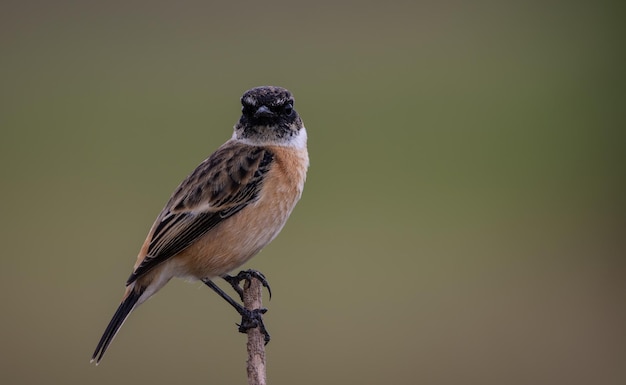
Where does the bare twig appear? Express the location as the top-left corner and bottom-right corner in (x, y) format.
(243, 277), (267, 385)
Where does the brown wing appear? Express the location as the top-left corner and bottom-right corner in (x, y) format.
(126, 142), (274, 285)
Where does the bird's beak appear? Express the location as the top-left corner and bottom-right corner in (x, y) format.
(254, 105), (274, 118)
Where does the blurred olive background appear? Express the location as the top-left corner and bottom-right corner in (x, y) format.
(1, 0), (624, 384)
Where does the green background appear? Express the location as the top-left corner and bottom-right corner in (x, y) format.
(2, 1), (624, 384)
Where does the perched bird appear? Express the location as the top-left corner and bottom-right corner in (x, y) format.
(91, 86), (309, 364)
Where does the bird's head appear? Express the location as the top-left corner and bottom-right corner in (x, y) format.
(234, 86), (305, 147)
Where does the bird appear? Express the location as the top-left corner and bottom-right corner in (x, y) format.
(91, 86), (309, 364)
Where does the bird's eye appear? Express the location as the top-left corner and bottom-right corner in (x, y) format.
(283, 104), (293, 115)
(242, 105), (254, 115)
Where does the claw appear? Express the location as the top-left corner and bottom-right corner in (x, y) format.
(237, 308), (271, 344)
(204, 271), (272, 345)
(223, 269), (272, 301)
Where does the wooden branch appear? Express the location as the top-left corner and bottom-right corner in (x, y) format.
(243, 277), (267, 385)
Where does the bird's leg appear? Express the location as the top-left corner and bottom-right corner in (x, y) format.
(201, 278), (271, 344)
(221, 269), (272, 301)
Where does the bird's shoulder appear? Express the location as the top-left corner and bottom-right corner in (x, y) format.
(164, 140), (275, 215)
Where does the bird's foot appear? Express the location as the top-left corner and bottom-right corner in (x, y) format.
(222, 269), (272, 301)
(237, 307), (271, 344)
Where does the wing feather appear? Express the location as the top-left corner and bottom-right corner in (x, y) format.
(126, 143), (274, 284)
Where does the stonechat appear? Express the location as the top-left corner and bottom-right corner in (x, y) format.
(92, 86), (309, 364)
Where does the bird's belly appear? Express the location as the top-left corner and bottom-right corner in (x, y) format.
(171, 185), (301, 279)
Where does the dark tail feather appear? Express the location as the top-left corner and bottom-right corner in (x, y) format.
(91, 287), (143, 364)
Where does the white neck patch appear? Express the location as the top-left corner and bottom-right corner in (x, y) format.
(233, 126), (307, 149)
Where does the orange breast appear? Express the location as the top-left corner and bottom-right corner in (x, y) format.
(169, 145), (308, 279)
